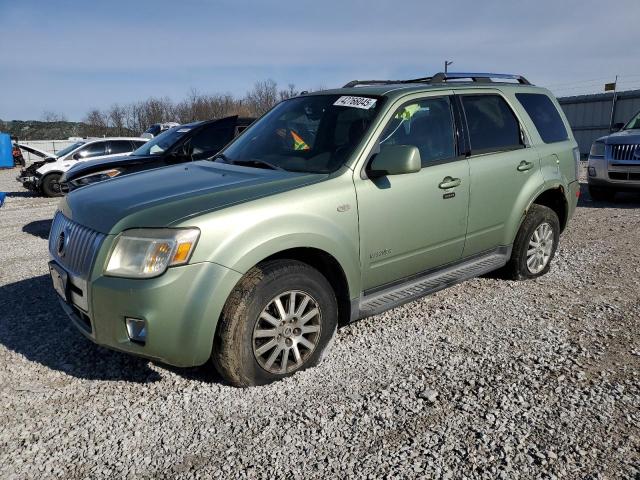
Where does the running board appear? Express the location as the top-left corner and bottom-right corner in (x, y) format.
(355, 246), (511, 319)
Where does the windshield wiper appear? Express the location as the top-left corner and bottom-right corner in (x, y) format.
(227, 159), (284, 171)
(210, 154), (284, 171)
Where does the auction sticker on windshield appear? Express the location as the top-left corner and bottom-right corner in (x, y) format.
(334, 96), (377, 109)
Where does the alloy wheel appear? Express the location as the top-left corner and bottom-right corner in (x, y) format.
(252, 290), (322, 374)
(526, 222), (554, 274)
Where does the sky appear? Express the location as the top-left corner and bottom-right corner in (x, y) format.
(1, 0), (639, 121)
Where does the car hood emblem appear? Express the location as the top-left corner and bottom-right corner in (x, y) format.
(634, 146), (640, 159)
(57, 228), (69, 257)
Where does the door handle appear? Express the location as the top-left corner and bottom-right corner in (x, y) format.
(438, 176), (461, 189)
(517, 160), (534, 172)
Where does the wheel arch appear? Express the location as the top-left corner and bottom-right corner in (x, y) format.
(259, 247), (352, 326)
(529, 186), (569, 232)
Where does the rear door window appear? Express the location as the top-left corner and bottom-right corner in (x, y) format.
(516, 93), (568, 143)
(461, 94), (523, 154)
(74, 141), (107, 159)
(109, 140), (134, 155)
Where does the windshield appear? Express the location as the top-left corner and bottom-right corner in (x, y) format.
(219, 94), (384, 173)
(56, 141), (85, 157)
(132, 125), (193, 156)
(624, 110), (640, 130)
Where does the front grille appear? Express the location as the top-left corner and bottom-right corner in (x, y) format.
(611, 144), (640, 161)
(48, 212), (106, 279)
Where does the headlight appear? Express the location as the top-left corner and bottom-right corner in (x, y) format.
(589, 142), (605, 157)
(72, 168), (122, 187)
(105, 228), (200, 278)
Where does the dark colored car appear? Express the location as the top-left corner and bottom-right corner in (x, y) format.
(62, 116), (255, 191)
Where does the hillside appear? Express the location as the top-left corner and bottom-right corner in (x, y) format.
(0, 119), (134, 140)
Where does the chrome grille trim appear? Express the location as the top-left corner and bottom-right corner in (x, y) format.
(611, 144), (640, 161)
(48, 211), (105, 279)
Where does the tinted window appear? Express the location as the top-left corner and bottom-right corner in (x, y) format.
(75, 141), (106, 159)
(132, 140), (147, 148)
(462, 95), (522, 153)
(56, 141), (85, 157)
(109, 140), (134, 154)
(133, 126), (193, 156)
(190, 125), (234, 160)
(379, 97), (456, 167)
(516, 93), (568, 143)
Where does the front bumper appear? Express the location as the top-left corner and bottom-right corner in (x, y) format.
(53, 260), (243, 367)
(588, 155), (640, 191)
(16, 174), (41, 191)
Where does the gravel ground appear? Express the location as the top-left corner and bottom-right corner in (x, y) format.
(0, 165), (639, 479)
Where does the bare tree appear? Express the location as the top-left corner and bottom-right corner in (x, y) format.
(83, 109), (108, 137)
(41, 111), (68, 122)
(108, 104), (128, 136)
(81, 78), (301, 137)
(246, 79), (279, 116)
(279, 83), (299, 101)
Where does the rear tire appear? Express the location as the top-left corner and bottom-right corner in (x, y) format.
(41, 173), (63, 197)
(503, 204), (560, 281)
(212, 260), (338, 387)
(588, 185), (615, 202)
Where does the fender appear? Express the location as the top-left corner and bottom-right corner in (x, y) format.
(206, 216), (360, 300)
(183, 175), (363, 300)
(507, 178), (569, 245)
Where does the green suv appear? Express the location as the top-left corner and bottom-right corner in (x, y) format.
(49, 72), (580, 386)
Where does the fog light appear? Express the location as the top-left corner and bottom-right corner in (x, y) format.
(588, 167), (596, 177)
(125, 317), (147, 344)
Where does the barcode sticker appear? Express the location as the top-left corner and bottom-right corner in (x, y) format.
(333, 96), (377, 110)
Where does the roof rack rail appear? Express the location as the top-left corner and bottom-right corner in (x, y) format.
(431, 72), (531, 85)
(343, 72), (531, 88)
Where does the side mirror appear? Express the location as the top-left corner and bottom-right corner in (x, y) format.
(612, 122), (625, 132)
(368, 145), (421, 177)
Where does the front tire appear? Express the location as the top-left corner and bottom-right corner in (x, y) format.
(504, 204), (560, 280)
(212, 260), (338, 387)
(41, 173), (63, 197)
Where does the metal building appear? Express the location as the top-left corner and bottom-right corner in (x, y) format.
(558, 89), (640, 157)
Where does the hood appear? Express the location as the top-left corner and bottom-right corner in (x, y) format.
(598, 129), (640, 144)
(61, 161), (327, 234)
(63, 153), (139, 179)
(17, 143), (56, 159)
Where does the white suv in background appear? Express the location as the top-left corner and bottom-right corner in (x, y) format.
(17, 137), (147, 197)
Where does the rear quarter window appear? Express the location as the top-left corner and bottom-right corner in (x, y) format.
(515, 93), (568, 144)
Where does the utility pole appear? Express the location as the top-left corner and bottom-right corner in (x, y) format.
(607, 75), (618, 132)
(444, 60), (453, 74)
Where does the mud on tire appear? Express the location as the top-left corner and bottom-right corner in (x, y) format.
(212, 259), (338, 387)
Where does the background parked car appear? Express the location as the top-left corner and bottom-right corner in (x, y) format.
(63, 116), (254, 191)
(18, 137), (147, 197)
(141, 122), (181, 139)
(587, 109), (640, 200)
